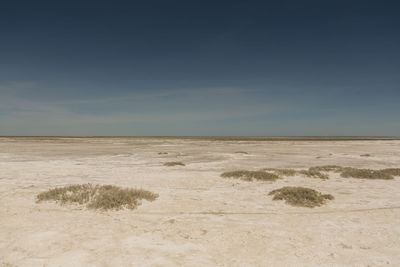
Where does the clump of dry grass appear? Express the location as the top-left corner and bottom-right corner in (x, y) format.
(360, 154), (371, 157)
(308, 165), (344, 172)
(87, 185), (158, 210)
(263, 168), (297, 176)
(234, 151), (248, 154)
(310, 166), (399, 180)
(298, 169), (329, 179)
(221, 170), (280, 181)
(36, 184), (94, 205)
(247, 165), (399, 181)
(340, 168), (394, 180)
(269, 186), (334, 208)
(158, 152), (168, 155)
(381, 168), (400, 177)
(262, 167), (328, 179)
(310, 166), (400, 180)
(36, 184), (158, 210)
(163, 161), (185, 166)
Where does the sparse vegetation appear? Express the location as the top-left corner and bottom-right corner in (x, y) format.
(263, 168), (297, 176)
(36, 184), (158, 210)
(340, 168), (394, 180)
(309, 166), (399, 180)
(360, 154), (371, 157)
(381, 168), (400, 177)
(158, 152), (168, 155)
(263, 165), (400, 180)
(262, 167), (328, 179)
(227, 165), (399, 182)
(269, 186), (334, 207)
(163, 161), (185, 166)
(298, 169), (329, 179)
(234, 151), (248, 154)
(221, 170), (280, 181)
(37, 184), (94, 205)
(308, 165), (344, 172)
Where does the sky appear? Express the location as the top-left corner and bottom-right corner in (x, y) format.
(0, 0), (399, 136)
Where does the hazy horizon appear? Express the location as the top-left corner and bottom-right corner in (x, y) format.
(1, 1), (399, 136)
(1, 135), (399, 140)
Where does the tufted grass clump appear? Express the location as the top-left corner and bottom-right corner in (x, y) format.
(36, 184), (94, 205)
(340, 168), (394, 180)
(244, 166), (399, 181)
(269, 186), (334, 208)
(263, 168), (297, 176)
(87, 185), (158, 210)
(234, 151), (248, 154)
(221, 170), (280, 181)
(381, 168), (400, 177)
(308, 165), (344, 173)
(298, 169), (329, 179)
(360, 154), (371, 157)
(262, 167), (328, 179)
(309, 166), (399, 180)
(163, 161), (185, 166)
(36, 184), (158, 210)
(158, 152), (168, 155)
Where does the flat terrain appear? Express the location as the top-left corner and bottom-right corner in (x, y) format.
(1, 137), (400, 266)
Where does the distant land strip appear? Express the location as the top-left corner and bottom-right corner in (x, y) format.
(1, 136), (400, 141)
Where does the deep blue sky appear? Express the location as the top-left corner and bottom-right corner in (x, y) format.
(0, 0), (399, 136)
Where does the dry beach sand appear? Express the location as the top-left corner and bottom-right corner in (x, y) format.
(1, 137), (400, 266)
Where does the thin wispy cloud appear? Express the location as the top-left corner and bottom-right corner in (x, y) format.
(0, 82), (270, 123)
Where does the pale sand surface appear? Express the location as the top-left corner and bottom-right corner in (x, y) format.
(1, 137), (400, 266)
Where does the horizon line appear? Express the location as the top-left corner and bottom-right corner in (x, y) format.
(1, 136), (399, 141)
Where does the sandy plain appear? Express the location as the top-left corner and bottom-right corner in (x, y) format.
(0, 137), (400, 266)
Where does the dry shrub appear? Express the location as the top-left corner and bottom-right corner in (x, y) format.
(236, 165), (399, 181)
(263, 167), (328, 179)
(36, 184), (94, 205)
(163, 161), (185, 166)
(88, 185), (158, 210)
(381, 168), (400, 177)
(309, 166), (400, 180)
(269, 186), (334, 208)
(310, 166), (398, 180)
(263, 168), (297, 176)
(308, 165), (344, 172)
(340, 168), (394, 180)
(36, 184), (158, 210)
(234, 151), (248, 154)
(221, 170), (280, 181)
(158, 152), (168, 155)
(360, 154), (371, 157)
(298, 169), (329, 179)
